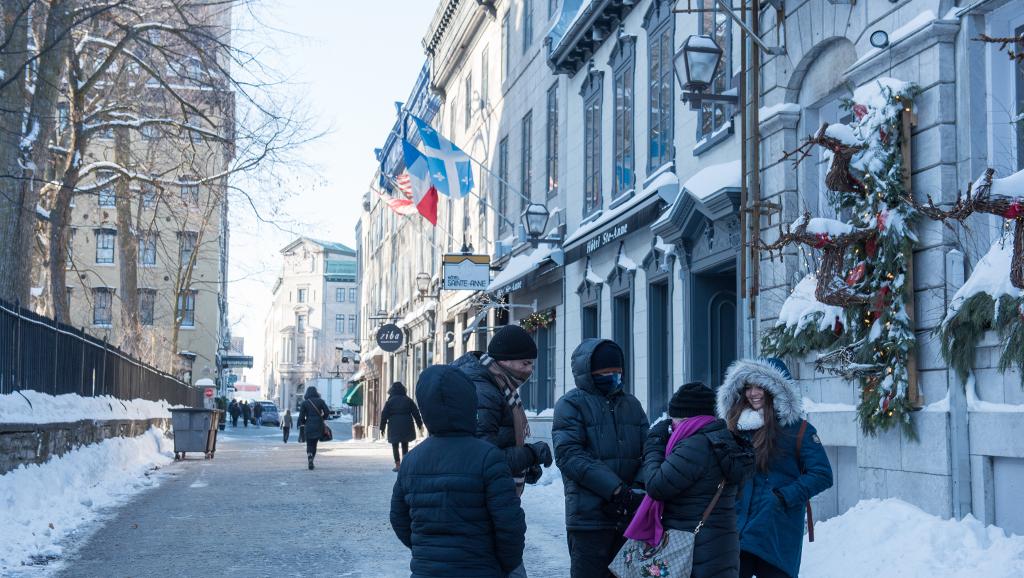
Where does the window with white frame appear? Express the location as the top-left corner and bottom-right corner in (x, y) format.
(498, 136), (510, 231)
(141, 180), (157, 207)
(296, 314), (306, 333)
(97, 171), (116, 207)
(522, 0), (533, 52)
(179, 176), (199, 206)
(349, 287), (356, 302)
(581, 69), (604, 217)
(465, 73), (473, 129)
(336, 314), (344, 334)
(139, 233), (157, 266)
(502, 12), (510, 82)
(178, 290), (196, 327)
(546, 83), (559, 196)
(645, 0), (675, 169)
(611, 36), (636, 197)
(93, 288), (113, 325)
(179, 231), (198, 267)
(521, 111), (533, 212)
(336, 287), (345, 302)
(698, 0), (733, 139)
(481, 47), (490, 108)
(349, 314), (357, 334)
(297, 288), (308, 303)
(95, 229), (116, 264)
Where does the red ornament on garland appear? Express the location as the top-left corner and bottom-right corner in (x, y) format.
(846, 262), (867, 286)
(853, 103), (868, 120)
(876, 210), (888, 232)
(813, 233), (830, 248)
(1004, 201), (1022, 220)
(865, 237), (878, 258)
(833, 316), (844, 336)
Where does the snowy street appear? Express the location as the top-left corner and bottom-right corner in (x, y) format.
(9, 422), (569, 578)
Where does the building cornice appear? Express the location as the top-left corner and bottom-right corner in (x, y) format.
(548, 0), (639, 76)
(424, 0), (490, 92)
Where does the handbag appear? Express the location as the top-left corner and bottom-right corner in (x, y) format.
(609, 480), (726, 578)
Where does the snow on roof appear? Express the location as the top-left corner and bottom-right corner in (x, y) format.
(341, 339), (360, 352)
(585, 265), (604, 285)
(548, 0), (591, 53)
(775, 275), (844, 332)
(396, 301), (437, 328)
(564, 186), (660, 247)
(616, 250), (637, 271)
(487, 245), (557, 291)
(682, 160), (742, 201)
(349, 369), (364, 382)
(646, 168), (680, 197)
(944, 233), (1023, 324)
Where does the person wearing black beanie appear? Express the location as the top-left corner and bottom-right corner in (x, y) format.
(450, 324), (550, 578)
(552, 338), (649, 577)
(668, 382), (718, 419)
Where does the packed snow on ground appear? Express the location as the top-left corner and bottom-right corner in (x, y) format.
(0, 391), (175, 424)
(519, 466), (571, 574)
(0, 427), (173, 571)
(801, 499), (1024, 577)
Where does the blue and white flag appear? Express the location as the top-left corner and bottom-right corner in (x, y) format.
(409, 114), (474, 198)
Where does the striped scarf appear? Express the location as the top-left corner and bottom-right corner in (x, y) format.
(482, 354), (531, 495)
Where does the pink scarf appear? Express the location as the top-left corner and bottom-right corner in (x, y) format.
(624, 415), (717, 547)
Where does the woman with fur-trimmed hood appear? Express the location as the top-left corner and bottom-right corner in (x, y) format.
(717, 358), (833, 578)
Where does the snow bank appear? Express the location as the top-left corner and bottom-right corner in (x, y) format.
(0, 427), (173, 570)
(801, 499), (1024, 577)
(0, 391), (175, 424)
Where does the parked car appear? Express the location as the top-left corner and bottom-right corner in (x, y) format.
(256, 401), (280, 426)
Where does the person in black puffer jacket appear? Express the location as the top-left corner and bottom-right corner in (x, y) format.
(640, 382), (755, 578)
(451, 325), (552, 496)
(390, 365), (526, 578)
(553, 339), (650, 578)
(381, 381), (424, 472)
(297, 387), (331, 470)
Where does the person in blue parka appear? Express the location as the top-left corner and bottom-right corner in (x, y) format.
(716, 358), (833, 578)
(390, 364), (526, 578)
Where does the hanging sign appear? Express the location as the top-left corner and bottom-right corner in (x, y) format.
(376, 323), (404, 352)
(442, 254), (491, 291)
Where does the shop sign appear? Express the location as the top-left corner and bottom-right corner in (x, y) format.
(376, 323), (404, 352)
(442, 254), (491, 291)
(565, 202), (664, 264)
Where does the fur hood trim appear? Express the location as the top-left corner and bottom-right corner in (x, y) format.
(716, 358), (803, 426)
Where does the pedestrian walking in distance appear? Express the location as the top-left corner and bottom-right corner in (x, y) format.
(298, 387), (331, 470)
(390, 365), (526, 578)
(228, 399), (240, 428)
(380, 381), (424, 472)
(631, 382), (755, 578)
(452, 324), (551, 578)
(253, 400), (263, 427)
(552, 339), (649, 578)
(281, 409), (292, 443)
(718, 358), (833, 578)
(241, 400), (252, 427)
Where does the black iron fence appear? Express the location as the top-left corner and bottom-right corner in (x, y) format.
(0, 298), (202, 407)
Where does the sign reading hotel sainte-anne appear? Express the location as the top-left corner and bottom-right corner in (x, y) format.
(442, 254), (491, 291)
(585, 222), (629, 255)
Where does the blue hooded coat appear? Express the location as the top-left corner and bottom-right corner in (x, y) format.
(390, 365), (526, 578)
(716, 358), (833, 578)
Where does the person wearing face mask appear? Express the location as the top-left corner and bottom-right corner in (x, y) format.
(718, 358), (833, 578)
(552, 339), (649, 578)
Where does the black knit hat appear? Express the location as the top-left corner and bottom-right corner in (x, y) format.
(487, 325), (538, 361)
(669, 382), (717, 418)
(590, 341), (624, 373)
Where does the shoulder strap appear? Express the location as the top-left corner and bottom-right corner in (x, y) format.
(694, 479), (726, 535)
(794, 419), (815, 543)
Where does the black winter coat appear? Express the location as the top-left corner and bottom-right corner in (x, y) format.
(640, 419), (755, 578)
(297, 395), (330, 441)
(391, 365), (526, 578)
(253, 403), (263, 418)
(451, 352), (537, 476)
(552, 338), (650, 531)
(381, 387), (423, 444)
(241, 404), (251, 419)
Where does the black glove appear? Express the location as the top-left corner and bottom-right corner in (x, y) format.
(604, 485), (645, 521)
(648, 419), (671, 443)
(524, 464), (543, 485)
(528, 441), (553, 468)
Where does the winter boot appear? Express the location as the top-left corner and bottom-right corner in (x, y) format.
(308, 454), (315, 470)
(392, 459), (400, 472)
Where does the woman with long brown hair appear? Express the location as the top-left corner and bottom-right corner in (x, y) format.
(717, 358), (833, 578)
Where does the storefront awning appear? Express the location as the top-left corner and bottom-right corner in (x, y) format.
(488, 245), (564, 297)
(343, 382), (363, 406)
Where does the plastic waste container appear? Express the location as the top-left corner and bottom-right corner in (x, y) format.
(352, 424), (365, 440)
(170, 408), (221, 460)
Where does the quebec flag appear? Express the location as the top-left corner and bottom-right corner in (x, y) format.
(409, 114), (474, 198)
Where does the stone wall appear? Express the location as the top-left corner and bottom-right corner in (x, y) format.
(0, 418), (171, 475)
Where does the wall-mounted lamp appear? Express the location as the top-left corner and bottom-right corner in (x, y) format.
(674, 35), (739, 111)
(521, 203), (562, 248)
(869, 30), (890, 49)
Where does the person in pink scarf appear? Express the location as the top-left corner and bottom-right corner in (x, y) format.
(629, 382), (754, 578)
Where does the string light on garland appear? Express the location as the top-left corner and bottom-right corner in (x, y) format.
(519, 310), (556, 332)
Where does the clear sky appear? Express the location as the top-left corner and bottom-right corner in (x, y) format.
(228, 0), (440, 386)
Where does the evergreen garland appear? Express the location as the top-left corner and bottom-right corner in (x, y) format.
(762, 312), (841, 357)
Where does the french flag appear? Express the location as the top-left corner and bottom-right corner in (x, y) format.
(401, 139), (438, 225)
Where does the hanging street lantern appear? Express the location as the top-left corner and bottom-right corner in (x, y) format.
(674, 34), (738, 111)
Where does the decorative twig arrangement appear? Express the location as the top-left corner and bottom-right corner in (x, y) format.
(782, 123), (867, 193)
(976, 34), (1024, 61)
(907, 168), (1024, 289)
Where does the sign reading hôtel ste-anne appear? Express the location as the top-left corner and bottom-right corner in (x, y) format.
(442, 254), (491, 291)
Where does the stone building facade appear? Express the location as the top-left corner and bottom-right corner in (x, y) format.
(264, 238), (359, 411)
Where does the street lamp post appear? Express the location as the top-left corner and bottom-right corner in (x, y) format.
(674, 35), (739, 111)
(520, 203), (561, 248)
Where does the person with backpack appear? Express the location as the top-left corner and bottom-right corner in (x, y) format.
(298, 387), (332, 470)
(632, 382), (755, 578)
(380, 382), (424, 472)
(717, 358), (833, 578)
(390, 365), (526, 577)
(552, 339), (649, 577)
